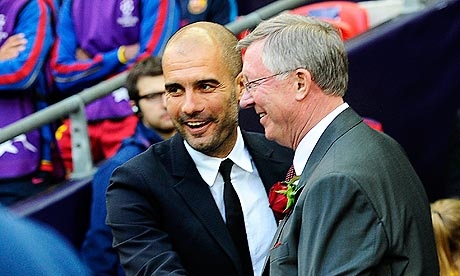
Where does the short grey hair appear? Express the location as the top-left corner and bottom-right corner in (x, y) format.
(237, 13), (348, 96)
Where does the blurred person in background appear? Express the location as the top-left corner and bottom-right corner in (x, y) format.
(0, 204), (90, 275)
(51, 0), (180, 175)
(0, 0), (60, 206)
(431, 198), (460, 276)
(81, 56), (175, 276)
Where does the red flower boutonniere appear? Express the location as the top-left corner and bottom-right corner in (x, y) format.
(268, 176), (300, 221)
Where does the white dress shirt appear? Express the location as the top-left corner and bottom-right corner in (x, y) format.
(184, 127), (277, 276)
(293, 103), (349, 176)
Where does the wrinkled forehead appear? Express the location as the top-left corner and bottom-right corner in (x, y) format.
(162, 48), (228, 90)
(163, 43), (222, 74)
(163, 32), (227, 75)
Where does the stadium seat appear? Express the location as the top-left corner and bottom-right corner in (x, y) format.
(290, 1), (369, 40)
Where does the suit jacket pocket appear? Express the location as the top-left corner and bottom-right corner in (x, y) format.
(270, 242), (290, 263)
(269, 242), (298, 275)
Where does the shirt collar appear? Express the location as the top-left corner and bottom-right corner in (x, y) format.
(294, 103), (349, 175)
(184, 127), (253, 186)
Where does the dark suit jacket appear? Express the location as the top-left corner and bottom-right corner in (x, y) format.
(267, 108), (439, 275)
(106, 130), (293, 276)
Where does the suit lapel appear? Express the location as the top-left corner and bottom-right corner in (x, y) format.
(298, 107), (362, 190)
(167, 135), (242, 271)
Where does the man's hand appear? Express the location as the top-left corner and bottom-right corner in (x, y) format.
(0, 33), (27, 61)
(124, 43), (140, 61)
(76, 48), (91, 60)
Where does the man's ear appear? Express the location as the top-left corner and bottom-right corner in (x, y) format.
(295, 68), (313, 101)
(130, 100), (139, 114)
(234, 72), (244, 101)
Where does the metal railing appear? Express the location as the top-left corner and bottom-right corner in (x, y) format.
(0, 72), (128, 179)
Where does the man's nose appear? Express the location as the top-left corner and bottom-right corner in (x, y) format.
(239, 89), (254, 109)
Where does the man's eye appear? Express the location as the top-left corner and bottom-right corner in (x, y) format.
(199, 83), (217, 92)
(166, 87), (184, 96)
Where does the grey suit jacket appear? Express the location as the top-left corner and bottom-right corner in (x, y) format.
(106, 130), (293, 276)
(267, 108), (439, 275)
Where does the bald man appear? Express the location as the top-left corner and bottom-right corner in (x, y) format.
(106, 22), (293, 276)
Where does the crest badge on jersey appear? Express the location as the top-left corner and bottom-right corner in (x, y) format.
(188, 0), (208, 15)
(117, 0), (139, 27)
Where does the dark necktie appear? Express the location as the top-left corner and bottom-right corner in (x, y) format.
(285, 164), (296, 182)
(220, 159), (254, 276)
